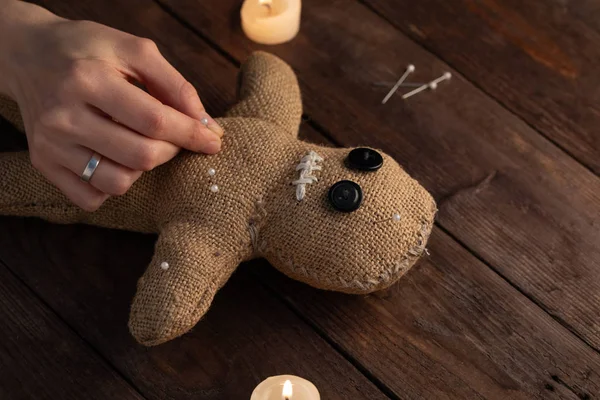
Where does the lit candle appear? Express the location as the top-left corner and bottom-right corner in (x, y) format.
(250, 375), (320, 400)
(282, 380), (293, 400)
(241, 0), (302, 45)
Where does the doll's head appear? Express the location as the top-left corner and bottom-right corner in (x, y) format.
(260, 144), (436, 294)
(226, 51), (437, 294)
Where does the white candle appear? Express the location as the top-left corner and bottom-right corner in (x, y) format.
(251, 375), (320, 400)
(241, 0), (302, 45)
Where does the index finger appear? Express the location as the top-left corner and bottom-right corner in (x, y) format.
(87, 75), (222, 154)
(123, 39), (206, 121)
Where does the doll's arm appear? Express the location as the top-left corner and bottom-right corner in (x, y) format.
(0, 151), (83, 222)
(226, 52), (302, 137)
(0, 150), (157, 231)
(128, 221), (240, 346)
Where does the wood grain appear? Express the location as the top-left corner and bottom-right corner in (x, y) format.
(156, 0), (600, 350)
(0, 217), (389, 400)
(2, 0), (599, 398)
(0, 258), (144, 400)
(361, 0), (600, 175)
(253, 227), (600, 399)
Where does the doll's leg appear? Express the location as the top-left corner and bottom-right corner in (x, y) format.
(128, 221), (240, 346)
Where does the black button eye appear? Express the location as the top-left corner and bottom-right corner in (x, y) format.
(328, 180), (363, 212)
(346, 148), (383, 171)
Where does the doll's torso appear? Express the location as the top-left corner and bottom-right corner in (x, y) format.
(90, 117), (320, 257)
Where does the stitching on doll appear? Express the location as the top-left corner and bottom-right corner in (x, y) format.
(269, 218), (431, 291)
(292, 151), (323, 201)
(248, 197), (268, 253)
(286, 257), (295, 271)
(353, 279), (366, 291)
(249, 222), (259, 251)
(391, 219), (431, 279)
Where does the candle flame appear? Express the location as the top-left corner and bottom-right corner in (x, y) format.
(282, 380), (293, 399)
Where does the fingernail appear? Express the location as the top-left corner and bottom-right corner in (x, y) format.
(201, 139), (221, 154)
(200, 114), (224, 137)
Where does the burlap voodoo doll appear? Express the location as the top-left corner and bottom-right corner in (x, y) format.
(0, 52), (436, 346)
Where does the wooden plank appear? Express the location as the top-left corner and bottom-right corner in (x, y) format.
(5, 0), (600, 398)
(0, 258), (144, 400)
(154, 0), (600, 350)
(0, 217), (389, 400)
(360, 0), (600, 175)
(253, 227), (600, 399)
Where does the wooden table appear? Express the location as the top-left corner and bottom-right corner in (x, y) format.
(1, 0), (599, 399)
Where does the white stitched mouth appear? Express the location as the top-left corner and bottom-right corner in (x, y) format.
(292, 151), (323, 201)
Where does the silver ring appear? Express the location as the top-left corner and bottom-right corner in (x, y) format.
(81, 153), (102, 183)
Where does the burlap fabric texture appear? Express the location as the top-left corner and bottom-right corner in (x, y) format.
(0, 52), (436, 346)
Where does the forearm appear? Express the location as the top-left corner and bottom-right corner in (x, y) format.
(0, 1), (61, 97)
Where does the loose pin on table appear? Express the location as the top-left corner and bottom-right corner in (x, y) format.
(373, 81), (427, 88)
(381, 64), (415, 104)
(402, 72), (452, 100)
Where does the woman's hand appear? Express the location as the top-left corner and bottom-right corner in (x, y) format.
(0, 2), (223, 211)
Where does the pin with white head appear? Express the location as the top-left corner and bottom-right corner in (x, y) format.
(374, 213), (402, 224)
(427, 72), (452, 90)
(382, 64), (415, 104)
(402, 72), (452, 100)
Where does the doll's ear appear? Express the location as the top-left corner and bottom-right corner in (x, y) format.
(226, 51), (302, 137)
(0, 94), (25, 133)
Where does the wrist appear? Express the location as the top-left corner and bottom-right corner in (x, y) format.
(0, 1), (63, 97)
